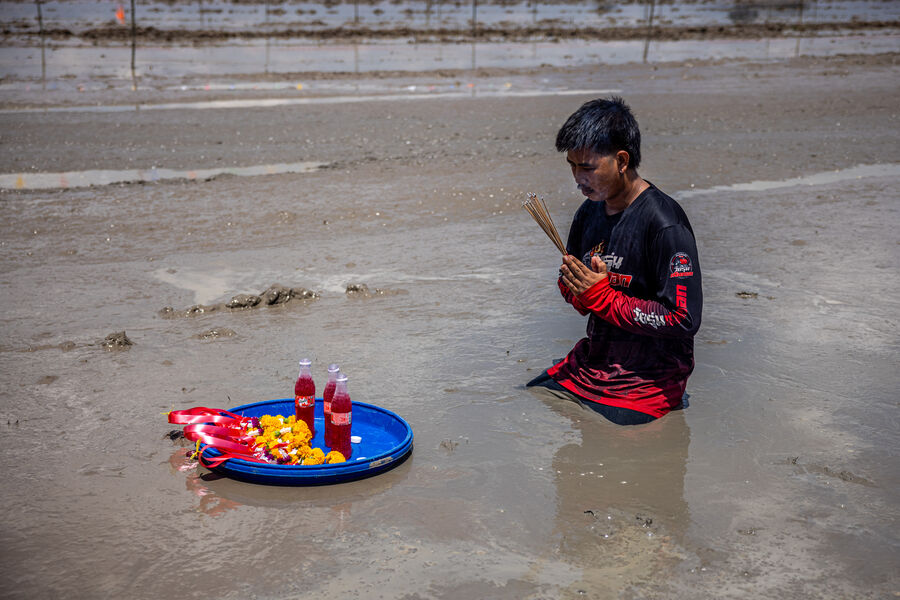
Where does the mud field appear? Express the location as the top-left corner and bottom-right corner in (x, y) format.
(1, 2), (899, 598)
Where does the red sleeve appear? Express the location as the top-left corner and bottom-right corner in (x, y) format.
(576, 278), (695, 337)
(575, 225), (702, 338)
(558, 276), (590, 316)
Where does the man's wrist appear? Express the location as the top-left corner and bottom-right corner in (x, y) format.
(576, 276), (611, 306)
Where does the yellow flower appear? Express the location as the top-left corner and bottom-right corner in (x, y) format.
(295, 445), (314, 459)
(291, 421), (312, 445)
(258, 414), (280, 429)
(325, 451), (346, 464)
(303, 447), (325, 465)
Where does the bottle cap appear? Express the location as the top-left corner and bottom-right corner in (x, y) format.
(336, 373), (348, 383)
(327, 363), (340, 373)
(298, 358), (312, 367)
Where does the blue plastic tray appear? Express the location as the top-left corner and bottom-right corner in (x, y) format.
(202, 398), (413, 486)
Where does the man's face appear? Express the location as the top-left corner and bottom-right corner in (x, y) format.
(566, 148), (622, 203)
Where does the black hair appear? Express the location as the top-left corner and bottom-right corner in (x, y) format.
(555, 96), (641, 169)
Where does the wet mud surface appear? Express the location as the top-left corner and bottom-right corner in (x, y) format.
(0, 23), (898, 600)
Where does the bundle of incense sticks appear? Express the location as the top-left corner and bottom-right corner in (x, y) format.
(522, 193), (566, 255)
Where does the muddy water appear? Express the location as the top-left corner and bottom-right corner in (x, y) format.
(1, 51), (899, 599)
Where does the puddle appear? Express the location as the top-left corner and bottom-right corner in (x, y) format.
(678, 163), (900, 198)
(0, 160), (327, 190)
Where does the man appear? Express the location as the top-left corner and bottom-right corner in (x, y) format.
(527, 97), (702, 425)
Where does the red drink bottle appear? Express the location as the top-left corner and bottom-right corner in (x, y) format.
(294, 358), (315, 437)
(322, 364), (340, 449)
(330, 373), (352, 458)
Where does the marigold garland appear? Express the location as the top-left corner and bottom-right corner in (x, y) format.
(240, 414), (345, 465)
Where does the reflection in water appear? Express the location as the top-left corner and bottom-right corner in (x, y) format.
(167, 441), (413, 517)
(167, 448), (243, 517)
(534, 389), (691, 592)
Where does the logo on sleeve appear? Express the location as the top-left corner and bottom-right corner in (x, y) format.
(669, 252), (694, 278)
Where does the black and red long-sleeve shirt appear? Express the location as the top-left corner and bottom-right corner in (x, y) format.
(547, 184), (702, 418)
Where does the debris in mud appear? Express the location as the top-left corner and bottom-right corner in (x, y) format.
(102, 331), (133, 351)
(735, 291), (759, 299)
(226, 294), (261, 309)
(36, 375), (59, 385)
(165, 429), (185, 441)
(196, 327), (236, 340)
(635, 514), (653, 528)
(160, 283), (319, 318)
(259, 284), (291, 305)
(583, 508), (664, 541)
(737, 527), (759, 536)
(439, 439), (459, 453)
(345, 283), (408, 298)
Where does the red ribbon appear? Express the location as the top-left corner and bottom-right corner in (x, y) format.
(168, 407), (252, 426)
(183, 423), (258, 445)
(170, 407), (264, 467)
